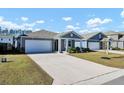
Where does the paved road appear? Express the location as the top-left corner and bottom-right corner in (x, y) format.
(104, 75), (124, 85)
(28, 53), (119, 85)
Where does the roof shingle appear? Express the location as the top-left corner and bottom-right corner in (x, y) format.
(27, 30), (59, 39)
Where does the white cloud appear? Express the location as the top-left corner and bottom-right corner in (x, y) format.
(0, 16), (4, 22)
(0, 17), (35, 30)
(122, 21), (124, 24)
(21, 23), (36, 30)
(36, 20), (45, 24)
(21, 17), (29, 21)
(91, 27), (101, 31)
(102, 19), (112, 24)
(66, 25), (80, 31)
(62, 17), (72, 21)
(79, 29), (90, 34)
(0, 16), (46, 31)
(76, 22), (80, 26)
(120, 9), (124, 18)
(34, 28), (41, 31)
(86, 18), (112, 28)
(79, 27), (103, 34)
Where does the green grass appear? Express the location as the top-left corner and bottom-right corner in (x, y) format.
(0, 54), (53, 85)
(70, 52), (124, 68)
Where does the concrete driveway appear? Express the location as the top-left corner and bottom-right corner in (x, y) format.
(28, 53), (119, 85)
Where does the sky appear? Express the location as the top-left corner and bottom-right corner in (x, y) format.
(0, 8), (124, 33)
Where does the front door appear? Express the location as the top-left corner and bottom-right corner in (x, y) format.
(54, 40), (58, 51)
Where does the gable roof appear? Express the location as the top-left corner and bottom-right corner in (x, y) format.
(27, 29), (59, 39)
(26, 30), (82, 39)
(103, 31), (124, 35)
(82, 32), (104, 40)
(55, 31), (82, 38)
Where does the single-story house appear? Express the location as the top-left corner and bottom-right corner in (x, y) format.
(103, 31), (124, 49)
(75, 32), (107, 50)
(17, 30), (82, 53)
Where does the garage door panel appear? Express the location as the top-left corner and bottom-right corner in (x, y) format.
(25, 40), (52, 53)
(88, 42), (100, 50)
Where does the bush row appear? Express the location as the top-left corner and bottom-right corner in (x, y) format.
(67, 47), (92, 53)
(112, 47), (124, 50)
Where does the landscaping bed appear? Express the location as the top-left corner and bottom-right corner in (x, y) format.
(70, 52), (124, 68)
(112, 47), (124, 51)
(0, 54), (53, 85)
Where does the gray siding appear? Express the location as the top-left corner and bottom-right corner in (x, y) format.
(109, 35), (119, 40)
(89, 33), (106, 41)
(118, 41), (124, 49)
(111, 41), (124, 49)
(61, 32), (80, 39)
(111, 41), (118, 48)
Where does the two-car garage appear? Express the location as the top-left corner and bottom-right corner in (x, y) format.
(88, 42), (100, 50)
(75, 41), (100, 50)
(25, 40), (100, 53)
(25, 40), (52, 53)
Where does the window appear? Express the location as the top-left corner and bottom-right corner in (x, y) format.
(68, 41), (71, 47)
(1, 38), (3, 41)
(9, 39), (11, 41)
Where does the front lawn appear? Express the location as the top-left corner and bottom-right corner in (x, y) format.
(0, 54), (53, 85)
(70, 52), (124, 68)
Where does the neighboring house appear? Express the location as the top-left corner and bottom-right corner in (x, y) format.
(0, 35), (15, 52)
(17, 30), (82, 53)
(75, 32), (106, 50)
(104, 31), (124, 49)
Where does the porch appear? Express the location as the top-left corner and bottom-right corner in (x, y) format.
(54, 38), (82, 53)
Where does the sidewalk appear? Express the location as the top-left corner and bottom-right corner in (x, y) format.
(73, 69), (124, 85)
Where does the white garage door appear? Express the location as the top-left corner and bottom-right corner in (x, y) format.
(75, 41), (87, 48)
(88, 42), (100, 50)
(25, 40), (52, 53)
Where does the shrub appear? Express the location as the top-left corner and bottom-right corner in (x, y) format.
(75, 47), (81, 53)
(67, 47), (76, 53)
(81, 48), (92, 52)
(67, 47), (93, 53)
(112, 47), (121, 50)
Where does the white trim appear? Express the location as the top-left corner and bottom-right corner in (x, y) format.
(58, 38), (61, 53)
(65, 39), (68, 52)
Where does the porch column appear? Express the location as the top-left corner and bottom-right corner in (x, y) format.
(58, 38), (61, 53)
(65, 39), (68, 52)
(80, 40), (82, 52)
